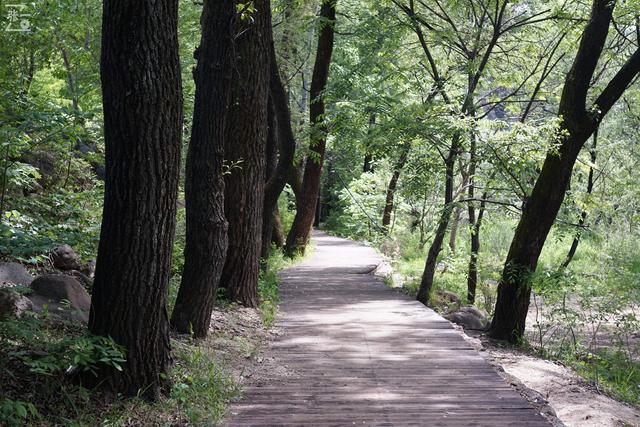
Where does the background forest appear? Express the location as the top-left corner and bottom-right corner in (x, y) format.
(1, 0), (640, 425)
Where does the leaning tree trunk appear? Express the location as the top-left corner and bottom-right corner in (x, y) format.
(284, 0), (337, 257)
(561, 129), (598, 268)
(89, 0), (182, 400)
(490, 0), (640, 342)
(489, 133), (588, 341)
(416, 134), (460, 305)
(220, 0), (271, 307)
(382, 143), (410, 232)
(261, 94), (279, 260)
(262, 40), (297, 259)
(170, 0), (235, 337)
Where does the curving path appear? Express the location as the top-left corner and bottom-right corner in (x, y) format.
(227, 231), (549, 426)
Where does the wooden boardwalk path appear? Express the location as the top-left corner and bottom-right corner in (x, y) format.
(227, 232), (549, 426)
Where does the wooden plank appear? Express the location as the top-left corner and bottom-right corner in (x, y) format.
(224, 232), (549, 426)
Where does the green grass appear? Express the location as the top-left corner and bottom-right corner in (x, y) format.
(0, 312), (242, 426)
(567, 350), (640, 406)
(343, 214), (640, 408)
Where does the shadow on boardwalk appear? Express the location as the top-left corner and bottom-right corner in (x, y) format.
(226, 231), (550, 426)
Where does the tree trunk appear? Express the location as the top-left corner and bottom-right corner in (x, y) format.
(285, 0), (337, 257)
(262, 39), (297, 259)
(261, 94), (279, 260)
(272, 206), (285, 248)
(448, 206), (461, 253)
(60, 47), (79, 112)
(490, 0), (640, 342)
(363, 153), (373, 173)
(466, 130), (481, 304)
(416, 134), (460, 305)
(382, 143), (409, 232)
(467, 195), (486, 305)
(89, 0), (182, 399)
(561, 129), (598, 268)
(170, 0), (234, 337)
(220, 0), (271, 307)
(363, 113), (376, 172)
(489, 134), (587, 341)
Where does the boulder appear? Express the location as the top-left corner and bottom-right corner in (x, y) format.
(30, 274), (91, 312)
(81, 260), (96, 278)
(0, 288), (34, 319)
(437, 290), (461, 306)
(444, 306), (489, 330)
(50, 245), (82, 271)
(69, 270), (93, 290)
(0, 262), (34, 286)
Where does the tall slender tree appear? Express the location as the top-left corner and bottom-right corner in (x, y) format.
(220, 0), (271, 306)
(170, 0), (235, 337)
(490, 0), (640, 342)
(89, 0), (182, 399)
(382, 142), (410, 232)
(285, 0), (337, 256)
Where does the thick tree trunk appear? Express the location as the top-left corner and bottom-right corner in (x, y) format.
(489, 134), (587, 341)
(382, 143), (409, 232)
(561, 130), (597, 268)
(416, 134), (459, 305)
(170, 0), (234, 337)
(489, 0), (640, 342)
(89, 0), (182, 399)
(220, 0), (271, 307)
(285, 0), (337, 257)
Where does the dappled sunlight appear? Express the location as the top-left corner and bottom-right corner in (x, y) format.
(228, 232), (548, 425)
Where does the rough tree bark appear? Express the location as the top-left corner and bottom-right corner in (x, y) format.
(170, 0), (235, 337)
(262, 94), (279, 260)
(220, 0), (271, 307)
(382, 142), (410, 232)
(561, 129), (598, 268)
(89, 0), (182, 399)
(284, 0), (337, 257)
(262, 41), (297, 259)
(490, 0), (640, 342)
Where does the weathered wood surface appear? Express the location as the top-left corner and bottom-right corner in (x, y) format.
(226, 232), (549, 426)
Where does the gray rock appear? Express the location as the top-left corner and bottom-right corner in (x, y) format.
(444, 306), (489, 330)
(0, 262), (34, 286)
(50, 245), (82, 271)
(0, 288), (34, 319)
(438, 290), (461, 305)
(30, 274), (91, 312)
(81, 260), (96, 278)
(69, 270), (93, 290)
